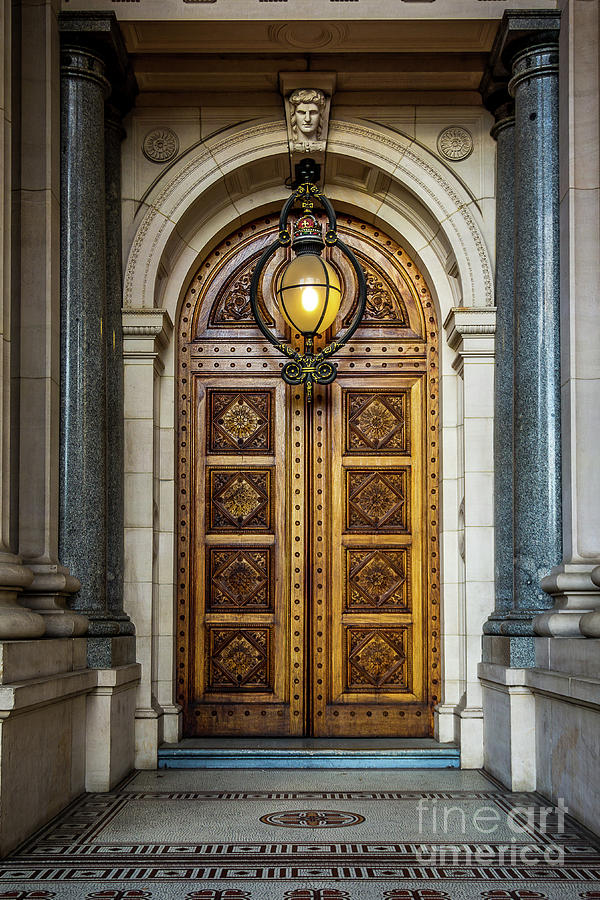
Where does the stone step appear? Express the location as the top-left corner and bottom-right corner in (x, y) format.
(158, 739), (460, 769)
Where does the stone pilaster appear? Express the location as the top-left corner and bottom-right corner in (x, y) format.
(0, 0), (44, 638)
(18, 0), (85, 638)
(59, 13), (136, 665)
(444, 307), (496, 768)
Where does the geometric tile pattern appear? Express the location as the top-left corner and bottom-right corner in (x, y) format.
(2, 775), (600, 896)
(345, 469), (409, 532)
(345, 391), (410, 454)
(208, 469), (271, 532)
(208, 390), (273, 454)
(346, 548), (410, 611)
(208, 626), (272, 692)
(346, 627), (410, 691)
(208, 548), (272, 611)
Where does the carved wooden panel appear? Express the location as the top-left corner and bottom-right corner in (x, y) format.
(207, 389), (273, 454)
(208, 626), (272, 692)
(345, 627), (411, 692)
(346, 548), (410, 612)
(345, 468), (409, 532)
(208, 256), (275, 328)
(343, 260), (410, 328)
(207, 468), (272, 532)
(207, 547), (272, 612)
(344, 390), (410, 454)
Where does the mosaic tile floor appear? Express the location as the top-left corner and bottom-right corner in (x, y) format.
(1, 768), (599, 900)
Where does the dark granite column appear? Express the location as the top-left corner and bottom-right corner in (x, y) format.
(59, 44), (110, 638)
(479, 12), (561, 666)
(59, 14), (136, 666)
(105, 104), (134, 642)
(508, 34), (562, 652)
(481, 88), (516, 640)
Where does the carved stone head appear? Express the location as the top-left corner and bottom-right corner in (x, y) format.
(288, 88), (327, 142)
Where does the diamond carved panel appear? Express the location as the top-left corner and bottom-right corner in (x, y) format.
(345, 469), (409, 532)
(208, 627), (272, 692)
(208, 548), (272, 611)
(208, 468), (271, 532)
(346, 548), (410, 612)
(208, 390), (273, 454)
(345, 627), (411, 692)
(345, 390), (410, 454)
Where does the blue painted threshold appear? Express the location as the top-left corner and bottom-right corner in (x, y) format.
(158, 738), (460, 769)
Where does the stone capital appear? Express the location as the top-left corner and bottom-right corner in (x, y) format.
(122, 308), (174, 367)
(59, 11), (137, 115)
(444, 307), (496, 371)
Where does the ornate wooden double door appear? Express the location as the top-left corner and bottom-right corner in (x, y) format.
(177, 214), (440, 738)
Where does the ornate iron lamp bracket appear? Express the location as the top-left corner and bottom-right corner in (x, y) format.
(249, 167), (367, 401)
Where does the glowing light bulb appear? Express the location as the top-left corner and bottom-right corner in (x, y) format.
(301, 286), (319, 311)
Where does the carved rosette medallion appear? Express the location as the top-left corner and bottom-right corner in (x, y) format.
(437, 127), (474, 162)
(208, 548), (272, 611)
(142, 127), (180, 164)
(346, 469), (409, 532)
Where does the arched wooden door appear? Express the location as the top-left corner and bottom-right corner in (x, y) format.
(177, 214), (440, 738)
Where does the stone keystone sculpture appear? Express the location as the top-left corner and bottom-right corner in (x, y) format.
(286, 88), (330, 154)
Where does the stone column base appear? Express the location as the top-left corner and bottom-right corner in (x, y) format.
(85, 663), (141, 792)
(87, 634), (136, 668)
(483, 634), (535, 667)
(534, 566), (600, 637)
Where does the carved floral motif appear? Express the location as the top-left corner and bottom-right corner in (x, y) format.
(209, 627), (270, 690)
(347, 549), (409, 611)
(346, 391), (409, 453)
(346, 628), (409, 690)
(209, 548), (271, 610)
(142, 127), (179, 164)
(208, 469), (271, 531)
(346, 469), (408, 532)
(208, 390), (272, 453)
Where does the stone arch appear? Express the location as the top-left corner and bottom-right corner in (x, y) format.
(123, 117), (493, 323)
